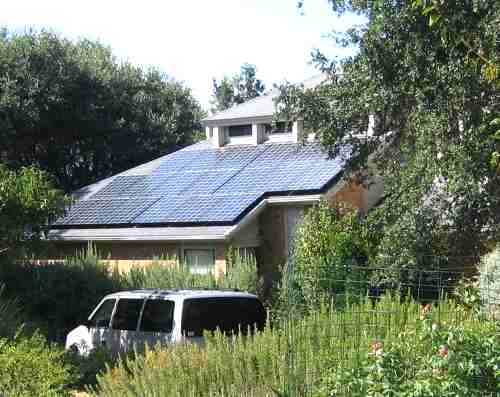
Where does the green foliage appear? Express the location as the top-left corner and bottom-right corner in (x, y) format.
(479, 245), (500, 318)
(279, 1), (500, 285)
(0, 163), (67, 258)
(211, 63), (265, 112)
(0, 332), (74, 397)
(290, 201), (372, 309)
(0, 29), (204, 192)
(122, 251), (262, 296)
(67, 346), (117, 390)
(0, 285), (21, 339)
(0, 247), (121, 342)
(315, 306), (500, 397)
(88, 294), (490, 397)
(0, 247), (262, 343)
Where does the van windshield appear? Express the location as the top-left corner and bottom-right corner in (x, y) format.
(181, 297), (265, 337)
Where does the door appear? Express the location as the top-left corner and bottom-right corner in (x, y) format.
(109, 298), (144, 353)
(87, 298), (116, 351)
(138, 298), (175, 350)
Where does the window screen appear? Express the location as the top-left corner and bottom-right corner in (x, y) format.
(228, 125), (252, 137)
(184, 249), (215, 274)
(89, 299), (116, 328)
(139, 299), (175, 333)
(112, 298), (144, 331)
(181, 298), (266, 337)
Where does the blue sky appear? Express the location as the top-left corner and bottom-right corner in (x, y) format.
(1, 0), (364, 110)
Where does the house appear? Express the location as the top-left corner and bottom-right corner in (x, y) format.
(47, 79), (383, 280)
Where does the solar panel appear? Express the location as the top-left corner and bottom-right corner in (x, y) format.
(57, 142), (346, 227)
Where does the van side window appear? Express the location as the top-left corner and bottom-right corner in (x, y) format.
(89, 299), (116, 328)
(112, 299), (144, 331)
(181, 298), (265, 337)
(139, 299), (175, 333)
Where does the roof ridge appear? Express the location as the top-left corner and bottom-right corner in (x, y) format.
(202, 91), (276, 121)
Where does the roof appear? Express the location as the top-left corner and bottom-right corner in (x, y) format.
(50, 140), (347, 231)
(202, 74), (327, 126)
(102, 289), (258, 300)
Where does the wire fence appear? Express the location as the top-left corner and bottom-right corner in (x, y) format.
(274, 253), (500, 396)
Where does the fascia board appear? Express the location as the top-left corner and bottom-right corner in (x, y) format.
(202, 115), (273, 127)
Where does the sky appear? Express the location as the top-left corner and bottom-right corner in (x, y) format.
(0, 0), (364, 111)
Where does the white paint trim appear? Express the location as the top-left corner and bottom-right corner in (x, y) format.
(225, 194), (322, 240)
(202, 115), (273, 127)
(47, 229), (234, 242)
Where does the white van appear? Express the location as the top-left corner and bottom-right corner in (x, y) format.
(65, 289), (266, 355)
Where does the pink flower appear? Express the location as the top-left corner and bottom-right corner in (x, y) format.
(370, 340), (383, 356)
(420, 304), (432, 320)
(438, 345), (449, 358)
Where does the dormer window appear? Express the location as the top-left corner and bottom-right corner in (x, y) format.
(228, 124), (252, 137)
(264, 122), (293, 135)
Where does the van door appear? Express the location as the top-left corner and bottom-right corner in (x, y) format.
(138, 298), (175, 350)
(108, 298), (144, 353)
(87, 298), (117, 351)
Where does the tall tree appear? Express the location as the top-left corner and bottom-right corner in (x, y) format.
(211, 63), (265, 112)
(280, 1), (500, 285)
(0, 29), (205, 192)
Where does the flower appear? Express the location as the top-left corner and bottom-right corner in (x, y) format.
(370, 340), (384, 356)
(432, 323), (439, 332)
(420, 304), (432, 320)
(438, 345), (449, 358)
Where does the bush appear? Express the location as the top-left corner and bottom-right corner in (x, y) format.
(0, 285), (22, 339)
(479, 246), (500, 318)
(88, 294), (478, 397)
(315, 305), (500, 397)
(0, 247), (121, 342)
(288, 201), (372, 310)
(0, 332), (74, 397)
(122, 251), (262, 296)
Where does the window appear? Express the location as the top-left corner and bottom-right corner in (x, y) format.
(111, 298), (144, 331)
(264, 122), (292, 134)
(139, 299), (175, 333)
(89, 299), (116, 328)
(228, 124), (252, 137)
(184, 249), (215, 274)
(181, 298), (266, 337)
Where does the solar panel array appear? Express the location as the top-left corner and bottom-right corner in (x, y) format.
(54, 142), (346, 226)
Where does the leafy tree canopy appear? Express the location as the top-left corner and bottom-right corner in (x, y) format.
(0, 163), (66, 259)
(281, 1), (500, 285)
(211, 63), (265, 112)
(0, 29), (205, 192)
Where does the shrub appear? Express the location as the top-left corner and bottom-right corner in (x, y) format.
(0, 247), (121, 342)
(0, 332), (74, 397)
(0, 284), (22, 339)
(289, 201), (372, 310)
(315, 305), (500, 397)
(122, 251), (262, 296)
(88, 294), (476, 397)
(479, 245), (500, 318)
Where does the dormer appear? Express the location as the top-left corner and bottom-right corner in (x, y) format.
(201, 92), (306, 148)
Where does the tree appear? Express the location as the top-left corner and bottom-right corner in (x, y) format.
(0, 163), (67, 259)
(280, 1), (500, 286)
(211, 63), (265, 112)
(0, 29), (205, 192)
